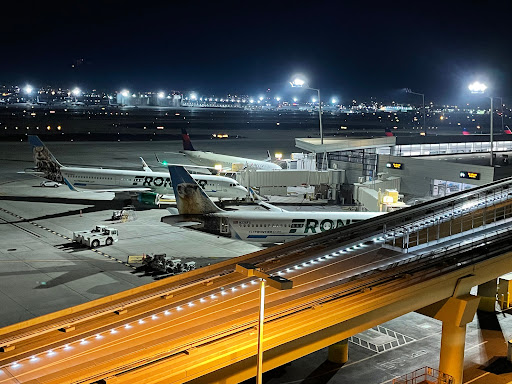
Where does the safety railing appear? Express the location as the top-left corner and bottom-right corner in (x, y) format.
(393, 366), (453, 384)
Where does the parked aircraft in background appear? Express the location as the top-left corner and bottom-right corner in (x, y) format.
(179, 128), (282, 171)
(26, 136), (247, 206)
(163, 165), (384, 243)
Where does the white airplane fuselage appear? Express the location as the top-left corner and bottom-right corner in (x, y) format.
(203, 210), (385, 243)
(183, 150), (282, 171)
(60, 166), (247, 199)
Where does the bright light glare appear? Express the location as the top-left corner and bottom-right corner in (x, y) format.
(72, 87), (81, 96)
(291, 78), (305, 87)
(24, 85), (33, 94)
(331, 98), (337, 104)
(157, 91), (165, 99)
(190, 93), (197, 100)
(275, 96), (281, 101)
(468, 81), (487, 93)
(120, 89), (129, 97)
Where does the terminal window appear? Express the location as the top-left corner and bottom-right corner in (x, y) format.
(431, 179), (475, 197)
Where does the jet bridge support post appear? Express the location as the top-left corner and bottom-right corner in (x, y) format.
(327, 338), (348, 364)
(477, 279), (498, 312)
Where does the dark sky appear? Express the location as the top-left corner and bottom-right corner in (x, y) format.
(3, 1), (512, 104)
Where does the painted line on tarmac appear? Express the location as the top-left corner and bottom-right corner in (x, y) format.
(0, 206), (135, 269)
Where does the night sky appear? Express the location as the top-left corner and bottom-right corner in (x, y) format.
(3, 1), (512, 104)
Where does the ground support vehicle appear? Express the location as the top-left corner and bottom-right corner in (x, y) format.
(72, 225), (119, 248)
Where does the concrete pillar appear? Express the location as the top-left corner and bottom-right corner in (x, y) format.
(435, 295), (480, 384)
(327, 339), (348, 364)
(477, 279), (498, 312)
(439, 321), (467, 384)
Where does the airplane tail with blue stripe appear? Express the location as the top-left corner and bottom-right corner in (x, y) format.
(168, 165), (222, 215)
(28, 135), (65, 183)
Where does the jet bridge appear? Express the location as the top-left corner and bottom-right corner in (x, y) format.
(235, 169), (344, 199)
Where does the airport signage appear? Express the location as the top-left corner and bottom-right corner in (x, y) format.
(386, 162), (404, 170)
(459, 171), (480, 180)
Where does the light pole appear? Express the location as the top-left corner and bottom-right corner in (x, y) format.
(494, 96), (505, 133)
(468, 81), (494, 166)
(290, 77), (323, 144)
(236, 263), (293, 384)
(405, 88), (425, 130)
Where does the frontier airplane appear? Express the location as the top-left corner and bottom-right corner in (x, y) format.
(27, 136), (248, 206)
(163, 165), (385, 243)
(179, 128), (283, 171)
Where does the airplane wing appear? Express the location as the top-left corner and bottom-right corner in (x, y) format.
(173, 221), (204, 227)
(255, 200), (287, 212)
(155, 155), (219, 174)
(65, 183), (153, 193)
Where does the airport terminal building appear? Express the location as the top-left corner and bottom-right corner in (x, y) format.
(295, 134), (512, 200)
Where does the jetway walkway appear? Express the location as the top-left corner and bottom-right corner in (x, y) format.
(1, 177), (512, 384)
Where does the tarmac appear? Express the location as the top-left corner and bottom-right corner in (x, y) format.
(1, 139), (512, 383)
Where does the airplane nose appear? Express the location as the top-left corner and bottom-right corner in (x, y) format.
(238, 186), (248, 196)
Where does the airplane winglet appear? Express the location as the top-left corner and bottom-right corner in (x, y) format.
(140, 157), (153, 172)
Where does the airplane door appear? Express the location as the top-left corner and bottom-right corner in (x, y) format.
(220, 217), (229, 234)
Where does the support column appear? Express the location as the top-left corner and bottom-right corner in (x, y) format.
(477, 279), (498, 312)
(327, 339), (348, 364)
(435, 295), (480, 384)
(439, 321), (467, 384)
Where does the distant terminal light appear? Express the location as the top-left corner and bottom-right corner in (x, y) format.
(212, 133), (229, 138)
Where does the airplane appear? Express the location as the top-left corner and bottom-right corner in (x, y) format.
(179, 128), (283, 171)
(26, 135), (248, 206)
(162, 165), (385, 244)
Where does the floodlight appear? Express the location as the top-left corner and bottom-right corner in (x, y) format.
(120, 89), (129, 97)
(24, 85), (33, 94)
(468, 81), (487, 94)
(290, 78), (305, 87)
(72, 87), (81, 96)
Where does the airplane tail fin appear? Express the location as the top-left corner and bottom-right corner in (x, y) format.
(28, 135), (65, 183)
(504, 126), (512, 135)
(266, 150), (272, 162)
(462, 128), (470, 136)
(181, 127), (196, 151)
(384, 128), (394, 137)
(168, 165), (222, 214)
